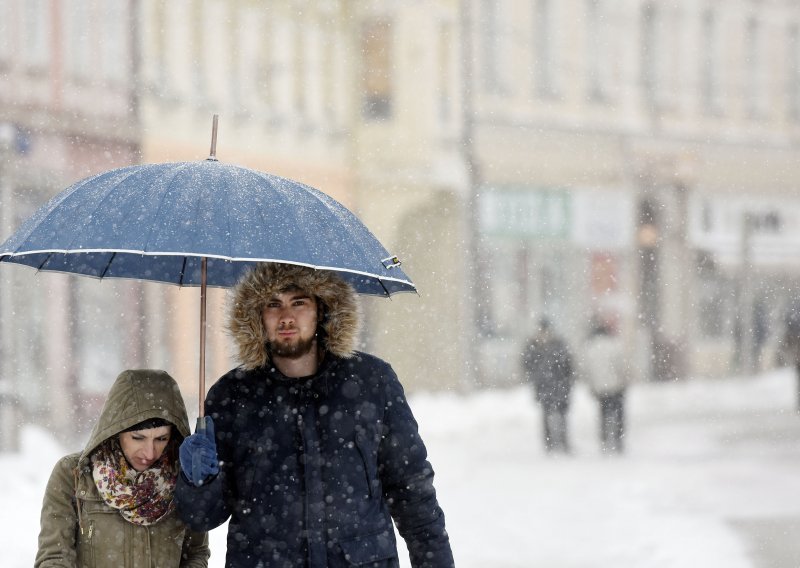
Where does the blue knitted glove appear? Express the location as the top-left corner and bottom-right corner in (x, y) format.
(179, 416), (219, 486)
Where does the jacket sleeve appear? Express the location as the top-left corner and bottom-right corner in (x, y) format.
(175, 381), (234, 532)
(378, 367), (455, 568)
(34, 456), (78, 568)
(175, 469), (231, 531)
(180, 528), (210, 568)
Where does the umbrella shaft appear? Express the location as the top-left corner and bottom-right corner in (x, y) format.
(199, 257), (207, 417)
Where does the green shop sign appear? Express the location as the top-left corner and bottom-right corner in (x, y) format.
(479, 187), (571, 238)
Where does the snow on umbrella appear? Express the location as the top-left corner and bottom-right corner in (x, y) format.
(0, 118), (414, 416)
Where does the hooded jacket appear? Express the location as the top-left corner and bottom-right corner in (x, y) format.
(175, 264), (454, 568)
(582, 332), (629, 396)
(35, 369), (209, 568)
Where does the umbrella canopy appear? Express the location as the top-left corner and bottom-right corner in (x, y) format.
(0, 159), (414, 295)
(0, 142), (414, 417)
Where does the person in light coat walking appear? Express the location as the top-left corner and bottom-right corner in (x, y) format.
(582, 320), (630, 453)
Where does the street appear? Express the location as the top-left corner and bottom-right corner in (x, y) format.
(3, 368), (800, 567)
(394, 367), (800, 568)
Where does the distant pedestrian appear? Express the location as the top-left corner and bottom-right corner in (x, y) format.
(583, 320), (630, 453)
(782, 300), (800, 411)
(521, 318), (575, 453)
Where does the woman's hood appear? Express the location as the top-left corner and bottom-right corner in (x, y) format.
(228, 263), (361, 370)
(79, 369), (191, 465)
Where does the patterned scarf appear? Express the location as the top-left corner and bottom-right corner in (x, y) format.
(91, 438), (177, 525)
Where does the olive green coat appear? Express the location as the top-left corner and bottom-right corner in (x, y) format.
(35, 370), (209, 568)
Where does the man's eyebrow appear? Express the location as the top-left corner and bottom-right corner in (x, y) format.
(269, 293), (312, 302)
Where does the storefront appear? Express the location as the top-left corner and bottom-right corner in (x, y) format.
(476, 185), (636, 385)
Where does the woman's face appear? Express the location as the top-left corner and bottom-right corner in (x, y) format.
(119, 426), (172, 472)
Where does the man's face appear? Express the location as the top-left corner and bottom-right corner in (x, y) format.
(262, 290), (319, 359)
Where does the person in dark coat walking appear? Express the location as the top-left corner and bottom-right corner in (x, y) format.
(521, 318), (575, 453)
(175, 263), (454, 568)
(782, 300), (800, 411)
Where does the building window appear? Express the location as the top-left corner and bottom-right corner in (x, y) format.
(360, 18), (393, 121)
(271, 19), (292, 124)
(100, 0), (127, 84)
(480, 0), (509, 95)
(700, 9), (721, 115)
(585, 0), (607, 102)
(438, 21), (455, 124)
(640, 3), (657, 106)
(319, 24), (345, 129)
(745, 16), (767, 118)
(190, 0), (208, 106)
(788, 24), (800, 121)
(696, 251), (729, 339)
(640, 2), (676, 110)
(0, 1), (12, 65)
(533, 0), (556, 98)
(292, 20), (307, 119)
(65, 0), (91, 80)
(22, 0), (51, 70)
(154, 1), (171, 97)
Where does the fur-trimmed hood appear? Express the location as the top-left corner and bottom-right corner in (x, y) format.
(228, 263), (361, 370)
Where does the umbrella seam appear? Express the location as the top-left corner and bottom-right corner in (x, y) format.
(141, 162), (190, 255)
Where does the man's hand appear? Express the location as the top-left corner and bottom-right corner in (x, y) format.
(179, 416), (220, 486)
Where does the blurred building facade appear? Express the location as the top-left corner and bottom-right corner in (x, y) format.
(135, 0), (357, 401)
(467, 0), (800, 383)
(5, 0), (800, 451)
(135, 0), (471, 395)
(0, 0), (144, 449)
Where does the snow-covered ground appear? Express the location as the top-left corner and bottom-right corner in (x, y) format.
(4, 368), (800, 567)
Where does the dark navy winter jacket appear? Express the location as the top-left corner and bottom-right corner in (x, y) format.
(175, 352), (454, 568)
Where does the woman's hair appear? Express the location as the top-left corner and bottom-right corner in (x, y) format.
(120, 417), (173, 433)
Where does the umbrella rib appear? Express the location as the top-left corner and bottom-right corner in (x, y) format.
(99, 252), (116, 279)
(179, 256), (188, 287)
(36, 252), (53, 272)
(378, 278), (391, 297)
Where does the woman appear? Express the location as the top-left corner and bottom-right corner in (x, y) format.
(35, 369), (209, 567)
(583, 320), (630, 454)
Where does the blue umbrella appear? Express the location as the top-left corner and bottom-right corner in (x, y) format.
(0, 161), (413, 294)
(0, 118), (414, 414)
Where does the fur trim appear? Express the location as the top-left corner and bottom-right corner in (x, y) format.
(228, 263), (361, 370)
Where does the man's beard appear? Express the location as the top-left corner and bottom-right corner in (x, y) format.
(266, 334), (317, 359)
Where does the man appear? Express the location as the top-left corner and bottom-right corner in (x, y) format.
(520, 317), (574, 454)
(175, 263), (454, 568)
(783, 299), (800, 412)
